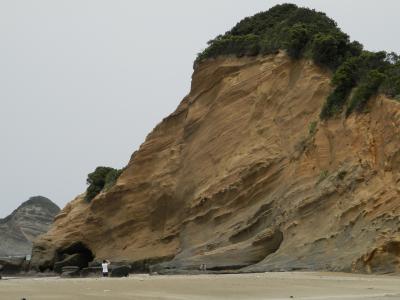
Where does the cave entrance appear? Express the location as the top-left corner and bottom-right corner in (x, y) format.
(61, 242), (94, 259)
(54, 242), (94, 272)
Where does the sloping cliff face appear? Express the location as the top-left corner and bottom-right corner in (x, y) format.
(32, 52), (400, 273)
(0, 196), (60, 257)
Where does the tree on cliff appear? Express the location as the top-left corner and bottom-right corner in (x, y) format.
(85, 166), (123, 202)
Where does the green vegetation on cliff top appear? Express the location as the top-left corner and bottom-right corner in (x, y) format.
(195, 3), (400, 119)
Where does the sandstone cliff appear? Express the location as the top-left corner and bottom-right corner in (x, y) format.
(0, 196), (60, 257)
(31, 52), (400, 274)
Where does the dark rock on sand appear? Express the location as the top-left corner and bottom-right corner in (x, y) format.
(110, 265), (130, 277)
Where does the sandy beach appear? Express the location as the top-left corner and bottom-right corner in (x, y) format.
(1, 272), (400, 300)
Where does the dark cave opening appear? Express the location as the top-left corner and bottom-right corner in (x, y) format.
(54, 242), (94, 272)
(61, 242), (94, 259)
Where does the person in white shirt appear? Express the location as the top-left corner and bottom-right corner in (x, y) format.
(102, 260), (110, 277)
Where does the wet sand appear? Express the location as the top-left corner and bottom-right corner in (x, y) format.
(1, 272), (400, 300)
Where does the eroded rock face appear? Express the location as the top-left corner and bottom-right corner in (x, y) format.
(31, 53), (400, 273)
(0, 196), (60, 257)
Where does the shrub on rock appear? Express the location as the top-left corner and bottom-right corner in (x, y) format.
(85, 166), (123, 202)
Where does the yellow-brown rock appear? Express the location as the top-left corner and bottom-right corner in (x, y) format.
(31, 52), (400, 273)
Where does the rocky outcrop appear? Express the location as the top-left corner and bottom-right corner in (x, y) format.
(31, 52), (400, 274)
(0, 196), (60, 257)
(0, 257), (27, 274)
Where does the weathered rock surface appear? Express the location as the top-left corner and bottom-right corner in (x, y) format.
(0, 196), (60, 257)
(31, 52), (400, 274)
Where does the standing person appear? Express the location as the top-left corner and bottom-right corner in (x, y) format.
(102, 260), (110, 277)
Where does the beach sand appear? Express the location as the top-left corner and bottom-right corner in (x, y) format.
(1, 272), (400, 300)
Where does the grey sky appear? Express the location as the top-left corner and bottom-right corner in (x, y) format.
(1, 1), (399, 217)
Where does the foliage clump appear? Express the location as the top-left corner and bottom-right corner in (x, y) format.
(196, 4), (354, 67)
(104, 168), (124, 191)
(195, 4), (400, 120)
(380, 53), (400, 99)
(320, 51), (395, 119)
(346, 70), (386, 115)
(85, 166), (123, 202)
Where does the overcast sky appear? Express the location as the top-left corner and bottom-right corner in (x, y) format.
(1, 1), (399, 217)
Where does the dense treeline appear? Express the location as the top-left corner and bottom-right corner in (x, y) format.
(85, 166), (123, 202)
(195, 4), (400, 119)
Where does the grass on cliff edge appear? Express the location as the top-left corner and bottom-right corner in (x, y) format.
(195, 3), (400, 119)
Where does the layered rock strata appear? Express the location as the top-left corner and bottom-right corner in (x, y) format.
(32, 53), (400, 274)
(0, 196), (59, 257)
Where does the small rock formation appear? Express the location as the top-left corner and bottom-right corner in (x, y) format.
(110, 265), (130, 277)
(0, 196), (60, 257)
